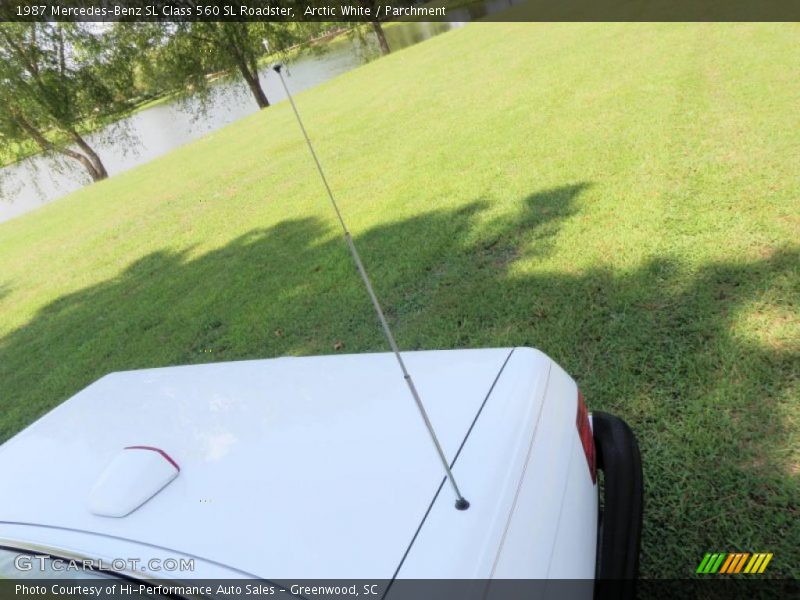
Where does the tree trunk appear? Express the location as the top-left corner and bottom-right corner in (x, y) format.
(70, 130), (108, 180)
(220, 23), (269, 109)
(372, 21), (391, 55)
(239, 64), (270, 109)
(12, 113), (106, 182)
(63, 149), (105, 182)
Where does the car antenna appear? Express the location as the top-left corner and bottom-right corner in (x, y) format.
(273, 64), (469, 511)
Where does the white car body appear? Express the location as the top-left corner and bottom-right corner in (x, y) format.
(0, 347), (603, 586)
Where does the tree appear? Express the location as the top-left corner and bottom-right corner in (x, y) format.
(0, 23), (136, 182)
(360, 1), (391, 55)
(371, 21), (391, 56)
(135, 23), (302, 110)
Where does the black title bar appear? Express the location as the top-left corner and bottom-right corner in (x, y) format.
(2, 0), (800, 22)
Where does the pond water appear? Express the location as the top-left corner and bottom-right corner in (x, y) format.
(0, 1), (521, 223)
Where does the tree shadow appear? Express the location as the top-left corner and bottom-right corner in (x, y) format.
(0, 182), (797, 577)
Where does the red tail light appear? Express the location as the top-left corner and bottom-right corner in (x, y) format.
(576, 390), (596, 484)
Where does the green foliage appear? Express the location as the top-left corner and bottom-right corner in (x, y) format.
(122, 22), (314, 108)
(0, 21), (335, 168)
(0, 24), (135, 134)
(0, 23), (136, 179)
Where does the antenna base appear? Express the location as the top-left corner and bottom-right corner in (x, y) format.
(455, 498), (470, 511)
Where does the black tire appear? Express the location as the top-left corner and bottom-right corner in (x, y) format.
(593, 411), (643, 600)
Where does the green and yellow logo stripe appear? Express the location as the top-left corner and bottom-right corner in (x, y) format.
(696, 552), (773, 574)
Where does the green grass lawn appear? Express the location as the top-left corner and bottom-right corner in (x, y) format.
(0, 22), (797, 578)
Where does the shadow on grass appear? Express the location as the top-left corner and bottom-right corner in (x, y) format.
(0, 182), (797, 577)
